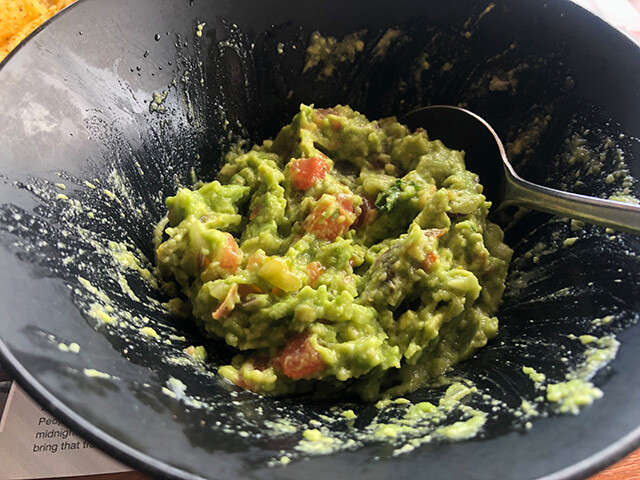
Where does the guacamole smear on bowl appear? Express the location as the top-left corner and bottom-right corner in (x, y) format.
(155, 104), (512, 400)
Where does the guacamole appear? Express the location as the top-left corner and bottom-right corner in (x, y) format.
(155, 104), (512, 400)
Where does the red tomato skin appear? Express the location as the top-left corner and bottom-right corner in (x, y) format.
(307, 261), (325, 287)
(289, 157), (330, 190)
(274, 334), (326, 379)
(303, 195), (355, 241)
(219, 233), (241, 272)
(422, 251), (439, 270)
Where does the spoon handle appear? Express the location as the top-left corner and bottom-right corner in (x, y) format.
(503, 174), (640, 235)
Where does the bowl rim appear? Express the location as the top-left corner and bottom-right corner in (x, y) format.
(0, 339), (205, 480)
(0, 0), (639, 479)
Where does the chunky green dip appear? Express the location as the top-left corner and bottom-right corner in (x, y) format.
(155, 104), (512, 400)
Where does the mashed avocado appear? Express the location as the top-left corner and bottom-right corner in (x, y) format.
(155, 104), (512, 400)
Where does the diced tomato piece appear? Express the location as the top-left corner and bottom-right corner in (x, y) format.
(335, 193), (354, 212)
(353, 195), (377, 230)
(219, 233), (241, 272)
(307, 261), (325, 287)
(199, 234), (241, 273)
(273, 334), (326, 379)
(289, 157), (330, 190)
(303, 195), (355, 241)
(421, 251), (439, 270)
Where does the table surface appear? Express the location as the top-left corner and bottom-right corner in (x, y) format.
(56, 446), (640, 480)
(592, 448), (640, 479)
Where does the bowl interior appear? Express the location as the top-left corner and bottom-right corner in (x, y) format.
(0, 0), (639, 479)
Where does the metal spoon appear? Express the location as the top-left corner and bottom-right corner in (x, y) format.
(401, 105), (640, 235)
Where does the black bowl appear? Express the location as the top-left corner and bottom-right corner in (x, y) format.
(0, 0), (639, 479)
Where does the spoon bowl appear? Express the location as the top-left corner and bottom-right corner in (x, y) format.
(402, 105), (640, 235)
